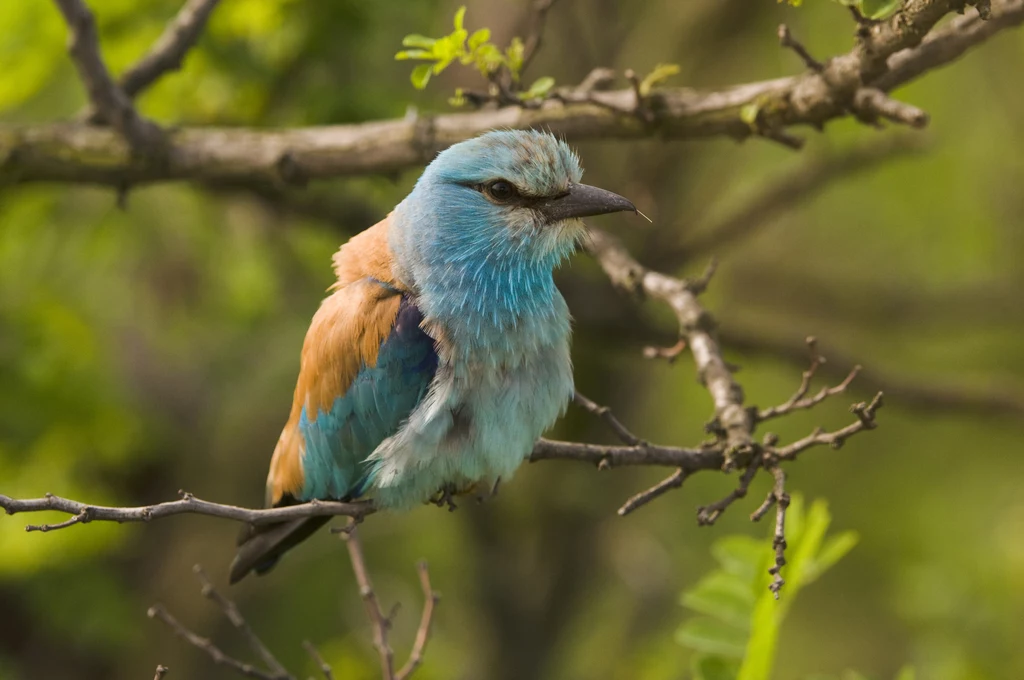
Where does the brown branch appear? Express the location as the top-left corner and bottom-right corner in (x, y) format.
(757, 337), (861, 422)
(572, 392), (643, 446)
(778, 24), (824, 72)
(519, 0), (558, 75)
(696, 456), (761, 526)
(4, 0), (1021, 186)
(51, 0), (163, 150)
(395, 562), (439, 680)
(342, 525), (395, 679)
(148, 602), (284, 680)
(119, 0), (222, 98)
(0, 491), (374, 531)
(302, 642), (335, 680)
(766, 467), (790, 599)
(193, 566), (291, 680)
(616, 468), (689, 517)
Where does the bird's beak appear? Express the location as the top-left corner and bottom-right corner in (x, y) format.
(537, 183), (636, 222)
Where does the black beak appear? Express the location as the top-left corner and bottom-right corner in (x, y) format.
(536, 183), (636, 222)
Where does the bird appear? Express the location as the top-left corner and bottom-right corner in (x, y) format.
(229, 129), (636, 583)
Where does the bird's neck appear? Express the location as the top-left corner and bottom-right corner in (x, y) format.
(390, 202), (571, 363)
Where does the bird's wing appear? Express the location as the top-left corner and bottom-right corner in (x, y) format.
(266, 217), (438, 506)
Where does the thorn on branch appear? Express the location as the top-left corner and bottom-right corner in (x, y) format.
(853, 87), (930, 128)
(778, 24), (825, 71)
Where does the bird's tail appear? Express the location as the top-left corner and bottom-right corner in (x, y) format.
(229, 515), (331, 584)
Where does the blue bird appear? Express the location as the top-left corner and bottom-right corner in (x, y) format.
(230, 129), (635, 583)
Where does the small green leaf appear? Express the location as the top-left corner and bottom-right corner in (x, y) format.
(711, 536), (766, 580)
(448, 88), (467, 107)
(468, 28), (491, 52)
(401, 34), (436, 49)
(395, 49), (432, 61)
(693, 655), (741, 680)
(639, 63), (681, 96)
(682, 571), (756, 628)
(473, 43), (504, 76)
(410, 64), (432, 89)
(677, 618), (749, 658)
(453, 5), (466, 31)
(523, 76), (555, 99)
(506, 37), (525, 77)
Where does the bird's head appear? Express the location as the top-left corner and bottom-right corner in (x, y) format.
(390, 129), (636, 287)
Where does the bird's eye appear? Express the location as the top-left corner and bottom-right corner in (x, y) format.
(484, 180), (518, 202)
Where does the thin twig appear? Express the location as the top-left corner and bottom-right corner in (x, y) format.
(341, 525), (395, 680)
(696, 457), (761, 526)
(395, 561), (439, 680)
(573, 392), (643, 446)
(758, 337), (862, 422)
(617, 468), (689, 516)
(520, 0), (558, 74)
(302, 641), (335, 680)
(193, 566), (291, 680)
(767, 467), (790, 599)
(0, 491), (374, 531)
(120, 0), (222, 98)
(778, 24), (824, 71)
(153, 665), (169, 680)
(148, 604), (282, 680)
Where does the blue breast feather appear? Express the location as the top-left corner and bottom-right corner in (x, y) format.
(297, 291), (438, 501)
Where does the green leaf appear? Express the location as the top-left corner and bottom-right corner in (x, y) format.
(506, 37), (525, 77)
(453, 5), (466, 31)
(395, 49), (432, 61)
(410, 64), (432, 89)
(711, 536), (766, 581)
(639, 63), (681, 96)
(812, 531), (859, 575)
(693, 655), (741, 680)
(676, 618), (749, 658)
(473, 43), (504, 76)
(682, 571), (756, 628)
(523, 76), (555, 99)
(448, 88), (467, 107)
(468, 28), (491, 52)
(401, 34), (436, 49)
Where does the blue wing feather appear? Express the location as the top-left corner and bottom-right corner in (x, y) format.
(297, 293), (437, 501)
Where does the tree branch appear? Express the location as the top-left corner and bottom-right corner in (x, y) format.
(4, 0), (1020, 187)
(50, 0), (163, 150)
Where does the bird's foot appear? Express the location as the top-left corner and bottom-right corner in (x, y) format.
(429, 483), (460, 512)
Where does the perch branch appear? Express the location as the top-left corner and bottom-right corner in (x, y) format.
(4, 0), (1022, 186)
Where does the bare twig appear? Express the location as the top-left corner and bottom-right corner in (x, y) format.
(119, 0), (222, 98)
(617, 468), (689, 516)
(520, 0), (558, 74)
(757, 337), (862, 422)
(51, 0), (163, 150)
(395, 562), (439, 680)
(302, 641), (335, 680)
(696, 457), (761, 526)
(148, 604), (284, 680)
(341, 525), (395, 679)
(778, 24), (824, 71)
(767, 467), (790, 599)
(153, 665), (169, 680)
(0, 491), (373, 531)
(193, 566), (291, 680)
(573, 392), (643, 446)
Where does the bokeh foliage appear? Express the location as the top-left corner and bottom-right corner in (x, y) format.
(1, 1), (1022, 680)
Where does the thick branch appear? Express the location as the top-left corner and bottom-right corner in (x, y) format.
(4, 0), (1021, 187)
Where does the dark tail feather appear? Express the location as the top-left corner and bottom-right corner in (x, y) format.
(229, 515), (331, 584)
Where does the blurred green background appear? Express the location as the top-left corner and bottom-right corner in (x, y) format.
(1, 1), (1022, 679)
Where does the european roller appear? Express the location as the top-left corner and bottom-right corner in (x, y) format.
(230, 129), (635, 583)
